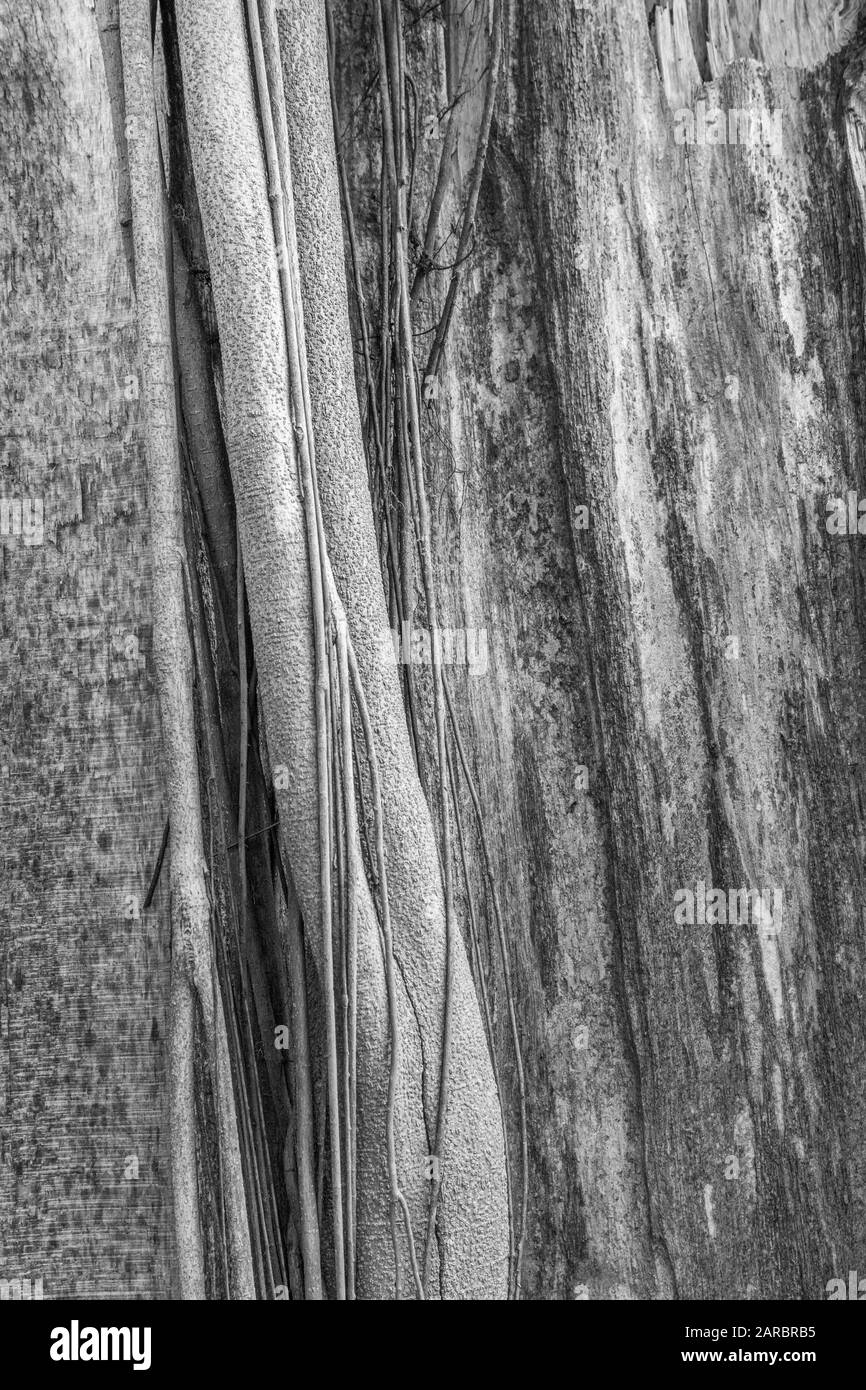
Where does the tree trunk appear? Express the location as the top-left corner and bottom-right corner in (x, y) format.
(0, 0), (172, 1298)
(332, 0), (866, 1299)
(2, 0), (866, 1302)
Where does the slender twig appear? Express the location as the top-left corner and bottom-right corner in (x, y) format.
(236, 523), (249, 937)
(375, 0), (457, 1293)
(247, 0), (346, 1299)
(410, 10), (484, 301)
(326, 2), (385, 480)
(443, 671), (527, 1298)
(329, 636), (354, 1299)
(142, 815), (170, 910)
(425, 0), (502, 380)
(274, 847), (324, 1299)
(346, 636), (425, 1300)
(447, 738), (515, 1295)
(336, 622), (360, 1299)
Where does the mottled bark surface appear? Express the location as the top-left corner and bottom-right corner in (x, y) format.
(334, 0), (866, 1298)
(0, 1), (171, 1298)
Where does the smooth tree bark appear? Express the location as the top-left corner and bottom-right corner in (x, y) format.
(2, 0), (866, 1301)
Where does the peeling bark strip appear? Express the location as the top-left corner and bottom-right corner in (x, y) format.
(118, 0), (254, 1300)
(651, 0), (861, 107)
(95, 0), (135, 287)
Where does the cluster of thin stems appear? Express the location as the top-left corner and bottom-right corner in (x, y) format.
(246, 0), (424, 1299)
(113, 0), (295, 1298)
(119, 0), (523, 1300)
(329, 0), (528, 1299)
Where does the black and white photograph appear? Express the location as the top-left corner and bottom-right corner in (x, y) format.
(1, 0), (865, 1356)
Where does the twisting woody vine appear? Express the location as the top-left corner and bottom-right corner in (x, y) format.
(102, 0), (521, 1300)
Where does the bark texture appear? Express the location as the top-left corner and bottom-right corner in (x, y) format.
(333, 0), (866, 1297)
(0, 0), (172, 1298)
(4, 0), (866, 1302)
